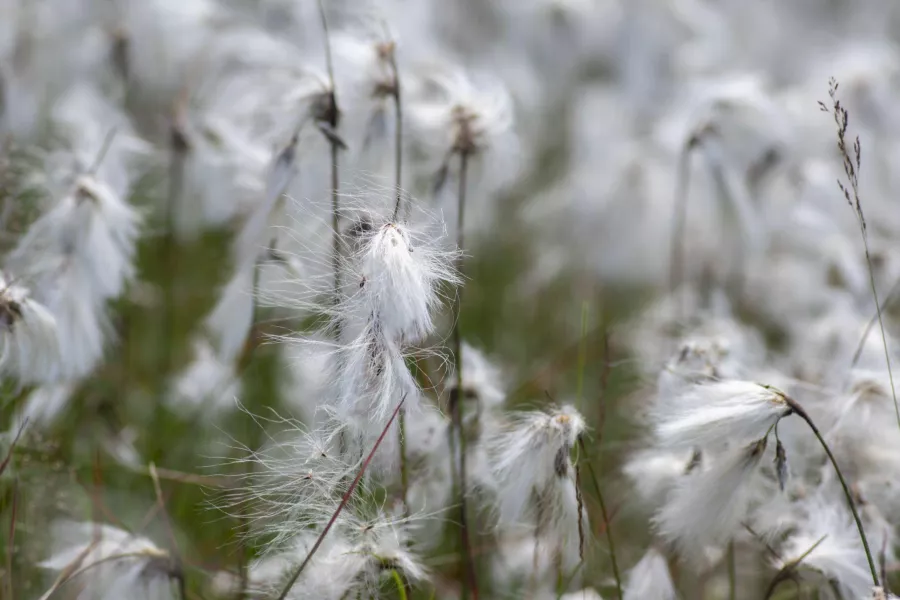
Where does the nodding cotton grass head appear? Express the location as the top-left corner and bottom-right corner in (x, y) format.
(0, 272), (59, 385)
(653, 380), (791, 450)
(40, 522), (180, 600)
(450, 342), (507, 417)
(623, 448), (698, 510)
(310, 201), (457, 464)
(9, 170), (141, 303)
(623, 546), (677, 600)
(6, 162), (141, 381)
(407, 64), (518, 198)
(654, 437), (768, 562)
(333, 20), (399, 106)
(486, 405), (588, 565)
(408, 65), (514, 159)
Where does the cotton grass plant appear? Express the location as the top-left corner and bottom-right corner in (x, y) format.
(8, 1), (900, 600)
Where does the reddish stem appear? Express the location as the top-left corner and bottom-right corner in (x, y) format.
(275, 396), (407, 600)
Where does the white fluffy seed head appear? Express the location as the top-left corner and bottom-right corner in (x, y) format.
(775, 493), (873, 600)
(10, 173), (141, 303)
(623, 448), (697, 510)
(408, 65), (514, 159)
(653, 380), (790, 450)
(451, 342), (507, 414)
(487, 405), (587, 537)
(265, 511), (428, 600)
(344, 218), (458, 345)
(40, 522), (178, 600)
(331, 322), (418, 427)
(653, 438), (767, 562)
(70, 174), (142, 299)
(5, 170), (141, 381)
(0, 273), (60, 385)
(219, 422), (352, 556)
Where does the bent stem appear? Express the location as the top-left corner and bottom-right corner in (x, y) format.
(451, 151), (478, 600)
(275, 397), (407, 600)
(785, 397), (879, 588)
(316, 0), (342, 336)
(578, 438), (622, 600)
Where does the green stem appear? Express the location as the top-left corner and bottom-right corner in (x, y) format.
(578, 438), (622, 600)
(389, 570), (408, 600)
(786, 398), (879, 587)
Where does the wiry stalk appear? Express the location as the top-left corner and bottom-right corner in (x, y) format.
(451, 151), (478, 600)
(851, 276), (900, 369)
(389, 50), (403, 221)
(275, 396), (407, 600)
(387, 47), (409, 517)
(785, 397), (879, 588)
(578, 438), (622, 600)
(164, 120), (188, 379)
(575, 302), (588, 413)
(316, 0), (342, 334)
(6, 478), (17, 600)
(822, 80), (899, 433)
(399, 406), (409, 518)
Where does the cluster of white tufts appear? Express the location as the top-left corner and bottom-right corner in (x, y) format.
(10, 1), (900, 600)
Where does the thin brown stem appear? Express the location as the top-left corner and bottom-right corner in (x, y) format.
(451, 151), (477, 600)
(314, 0), (342, 338)
(6, 478), (17, 600)
(390, 52), (403, 221)
(0, 417), (27, 477)
(275, 396), (406, 600)
(399, 407), (409, 518)
(149, 463), (187, 600)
